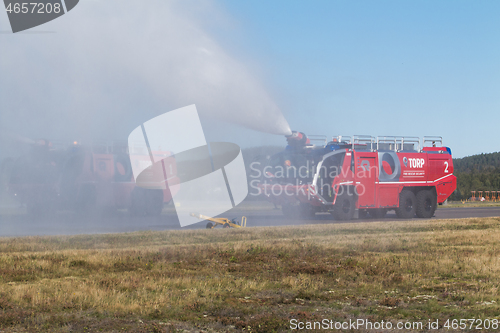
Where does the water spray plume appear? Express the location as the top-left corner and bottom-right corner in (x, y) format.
(0, 1), (291, 142)
(219, 103), (292, 136)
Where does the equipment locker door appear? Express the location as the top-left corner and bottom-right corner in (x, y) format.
(356, 155), (376, 208)
(428, 155), (453, 203)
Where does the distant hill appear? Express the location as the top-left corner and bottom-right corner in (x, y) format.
(452, 152), (500, 200)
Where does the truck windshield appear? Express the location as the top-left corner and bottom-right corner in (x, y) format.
(314, 151), (346, 202)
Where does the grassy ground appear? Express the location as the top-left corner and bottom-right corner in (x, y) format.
(1, 217), (500, 332)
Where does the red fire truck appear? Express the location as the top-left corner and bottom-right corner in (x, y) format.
(260, 133), (456, 220)
(7, 140), (177, 216)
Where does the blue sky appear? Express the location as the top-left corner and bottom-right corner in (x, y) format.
(215, 0), (500, 157)
(0, 0), (499, 158)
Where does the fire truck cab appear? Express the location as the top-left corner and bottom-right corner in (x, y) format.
(260, 134), (456, 220)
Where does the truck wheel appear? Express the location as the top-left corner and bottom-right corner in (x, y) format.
(333, 192), (355, 221)
(299, 203), (316, 219)
(145, 189), (164, 216)
(27, 188), (57, 216)
(396, 190), (416, 219)
(416, 190), (437, 218)
(129, 187), (146, 216)
(282, 204), (298, 218)
(27, 201), (43, 215)
(77, 185), (96, 215)
(369, 208), (387, 219)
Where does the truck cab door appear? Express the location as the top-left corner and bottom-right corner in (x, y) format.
(355, 153), (376, 208)
(428, 154), (454, 203)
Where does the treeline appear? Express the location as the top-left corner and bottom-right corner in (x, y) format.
(452, 152), (500, 200)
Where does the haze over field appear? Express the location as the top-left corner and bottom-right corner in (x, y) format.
(0, 0), (290, 161)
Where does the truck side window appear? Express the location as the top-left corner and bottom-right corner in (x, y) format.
(318, 153), (345, 200)
(321, 153), (345, 182)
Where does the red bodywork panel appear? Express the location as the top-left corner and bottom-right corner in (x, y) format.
(78, 150), (178, 208)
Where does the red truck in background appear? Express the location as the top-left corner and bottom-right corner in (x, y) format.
(260, 133), (457, 220)
(7, 139), (177, 216)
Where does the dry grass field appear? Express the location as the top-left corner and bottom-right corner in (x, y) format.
(1, 217), (500, 332)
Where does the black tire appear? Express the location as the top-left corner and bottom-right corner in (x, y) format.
(369, 208), (387, 219)
(333, 191), (355, 221)
(26, 186), (57, 216)
(76, 185), (97, 215)
(206, 222), (213, 229)
(416, 190), (437, 218)
(101, 206), (118, 217)
(27, 200), (53, 216)
(130, 188), (164, 216)
(282, 204), (298, 218)
(223, 223), (230, 228)
(396, 190), (416, 219)
(145, 189), (164, 216)
(299, 203), (316, 219)
(129, 187), (146, 216)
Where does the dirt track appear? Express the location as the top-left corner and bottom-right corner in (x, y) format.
(2, 201), (500, 237)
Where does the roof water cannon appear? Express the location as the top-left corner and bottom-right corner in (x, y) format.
(285, 131), (310, 148)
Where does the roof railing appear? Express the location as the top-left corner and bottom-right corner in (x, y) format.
(376, 136), (421, 152)
(330, 135), (446, 152)
(401, 137), (420, 152)
(423, 136), (443, 148)
(331, 135), (352, 145)
(377, 136), (400, 151)
(307, 135), (328, 146)
(352, 135), (376, 151)
(90, 141), (128, 154)
(48, 140), (130, 154)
